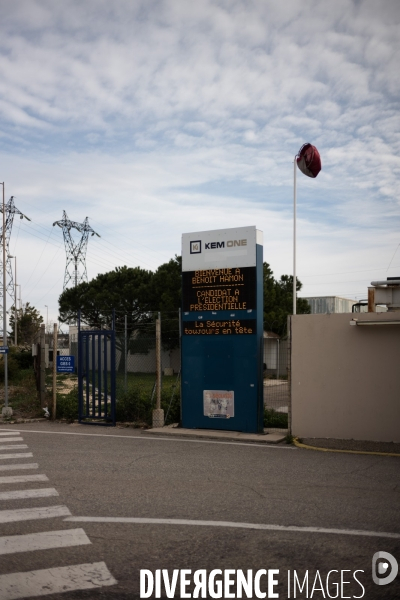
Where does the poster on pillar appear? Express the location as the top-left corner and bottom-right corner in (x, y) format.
(181, 226), (264, 433)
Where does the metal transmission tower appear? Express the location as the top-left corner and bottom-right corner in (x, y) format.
(0, 197), (31, 330)
(53, 211), (100, 290)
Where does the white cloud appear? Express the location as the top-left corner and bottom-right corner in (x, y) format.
(0, 0), (399, 322)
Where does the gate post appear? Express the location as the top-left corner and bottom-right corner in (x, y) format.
(52, 322), (57, 419)
(78, 310), (83, 423)
(40, 324), (46, 408)
(152, 313), (164, 428)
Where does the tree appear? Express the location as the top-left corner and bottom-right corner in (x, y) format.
(9, 303), (44, 345)
(263, 262), (310, 336)
(58, 266), (154, 372)
(58, 258), (308, 371)
(123, 256), (182, 355)
(148, 256), (181, 351)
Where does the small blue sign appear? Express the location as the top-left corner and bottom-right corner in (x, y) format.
(57, 355), (75, 373)
(0, 347), (9, 354)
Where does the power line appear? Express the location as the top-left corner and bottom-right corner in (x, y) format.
(386, 242), (400, 272)
(0, 196), (30, 333)
(53, 211), (100, 290)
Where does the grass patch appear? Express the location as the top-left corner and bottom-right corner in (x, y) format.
(56, 387), (79, 423)
(116, 382), (180, 426)
(264, 408), (288, 429)
(53, 372), (181, 426)
(1, 368), (42, 419)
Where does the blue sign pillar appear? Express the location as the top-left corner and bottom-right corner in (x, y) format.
(181, 226), (264, 433)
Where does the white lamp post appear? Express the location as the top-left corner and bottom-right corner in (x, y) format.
(1, 183), (11, 417)
(8, 255), (17, 346)
(293, 144), (322, 315)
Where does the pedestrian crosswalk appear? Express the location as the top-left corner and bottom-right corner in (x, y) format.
(0, 505), (71, 524)
(0, 463), (39, 471)
(0, 474), (49, 484)
(0, 429), (117, 599)
(0, 488), (59, 500)
(0, 528), (91, 555)
(0, 562), (117, 599)
(0, 453), (33, 460)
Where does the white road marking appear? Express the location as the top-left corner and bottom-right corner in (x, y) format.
(0, 453), (33, 460)
(0, 435), (117, 596)
(0, 463), (39, 471)
(65, 516), (400, 540)
(0, 505), (71, 523)
(0, 432), (20, 435)
(0, 428), (295, 449)
(0, 528), (91, 555)
(0, 474), (48, 484)
(0, 488), (58, 500)
(0, 561), (117, 599)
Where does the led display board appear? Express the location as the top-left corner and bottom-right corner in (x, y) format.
(181, 226), (264, 433)
(183, 319), (257, 336)
(182, 267), (257, 312)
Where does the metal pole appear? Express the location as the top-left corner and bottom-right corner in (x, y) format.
(1, 183), (10, 416)
(7, 254), (17, 346)
(156, 312), (161, 410)
(152, 312), (164, 428)
(52, 322), (57, 420)
(14, 257), (17, 346)
(276, 338), (280, 380)
(40, 323), (46, 408)
(124, 314), (127, 392)
(178, 307), (182, 424)
(293, 157), (297, 315)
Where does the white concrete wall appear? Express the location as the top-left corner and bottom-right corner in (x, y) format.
(291, 312), (400, 442)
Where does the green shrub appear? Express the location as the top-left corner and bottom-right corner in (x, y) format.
(56, 388), (79, 422)
(115, 383), (181, 426)
(264, 408), (288, 428)
(54, 376), (182, 426)
(161, 386), (180, 425)
(0, 355), (20, 382)
(115, 385), (152, 424)
(13, 351), (34, 370)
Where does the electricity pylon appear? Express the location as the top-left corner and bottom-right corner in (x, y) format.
(53, 211), (100, 290)
(0, 197), (31, 333)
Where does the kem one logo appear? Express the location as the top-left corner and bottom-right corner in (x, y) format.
(204, 239), (247, 250)
(190, 239), (247, 254)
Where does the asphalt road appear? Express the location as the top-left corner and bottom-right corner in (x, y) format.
(0, 422), (399, 600)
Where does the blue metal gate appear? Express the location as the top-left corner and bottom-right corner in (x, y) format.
(78, 312), (116, 426)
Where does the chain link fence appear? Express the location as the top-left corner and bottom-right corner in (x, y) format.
(69, 311), (181, 426)
(68, 311), (291, 432)
(263, 334), (290, 433)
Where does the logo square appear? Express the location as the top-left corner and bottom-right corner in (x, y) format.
(190, 240), (201, 254)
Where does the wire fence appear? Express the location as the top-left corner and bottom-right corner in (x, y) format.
(68, 310), (290, 431)
(263, 336), (290, 433)
(70, 311), (181, 425)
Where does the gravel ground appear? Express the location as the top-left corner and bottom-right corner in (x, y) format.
(301, 437), (400, 454)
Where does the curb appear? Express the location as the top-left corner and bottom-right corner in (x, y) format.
(144, 428), (287, 445)
(0, 418), (48, 425)
(293, 438), (400, 457)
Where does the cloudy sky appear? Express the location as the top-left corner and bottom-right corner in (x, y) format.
(0, 0), (399, 327)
